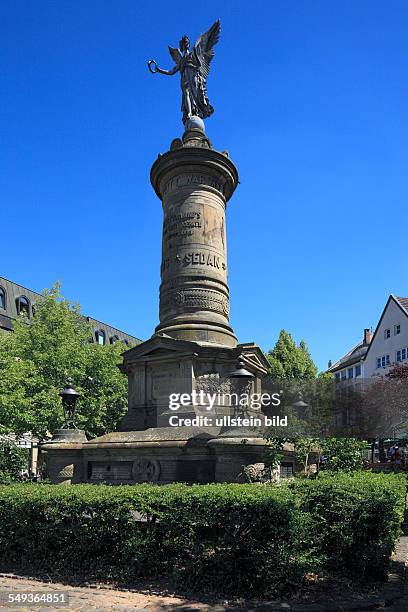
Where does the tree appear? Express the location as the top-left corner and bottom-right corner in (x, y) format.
(0, 284), (130, 440)
(0, 440), (29, 483)
(266, 330), (318, 380)
(320, 438), (366, 472)
(293, 436), (322, 475)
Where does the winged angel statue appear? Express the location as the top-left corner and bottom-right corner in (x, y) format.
(148, 20), (221, 125)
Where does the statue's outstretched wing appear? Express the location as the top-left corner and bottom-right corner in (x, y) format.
(193, 19), (221, 79)
(168, 46), (182, 65)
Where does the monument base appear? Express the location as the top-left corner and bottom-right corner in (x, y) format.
(42, 335), (278, 484)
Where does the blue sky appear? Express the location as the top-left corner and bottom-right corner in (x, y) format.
(1, 0), (407, 371)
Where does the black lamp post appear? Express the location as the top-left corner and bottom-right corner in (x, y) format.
(292, 392), (309, 420)
(292, 392), (309, 411)
(229, 356), (254, 419)
(229, 356), (254, 379)
(59, 377), (80, 429)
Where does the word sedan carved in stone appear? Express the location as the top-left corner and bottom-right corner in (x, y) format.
(161, 252), (226, 273)
(182, 252), (224, 268)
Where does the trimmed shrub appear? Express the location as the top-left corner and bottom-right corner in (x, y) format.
(289, 471), (407, 579)
(0, 472), (405, 595)
(0, 483), (300, 596)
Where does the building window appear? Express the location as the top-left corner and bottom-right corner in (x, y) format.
(379, 355), (390, 368)
(341, 370), (346, 381)
(355, 364), (361, 377)
(110, 335), (119, 344)
(0, 287), (5, 310)
(348, 367), (354, 379)
(16, 296), (30, 318)
(280, 463), (294, 479)
(395, 324), (401, 335)
(335, 372), (340, 382)
(396, 348), (407, 362)
(123, 339), (129, 346)
(95, 330), (106, 345)
(384, 329), (391, 339)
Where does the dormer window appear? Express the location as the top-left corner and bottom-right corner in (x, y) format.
(0, 287), (5, 310)
(16, 296), (30, 318)
(110, 335), (119, 344)
(95, 330), (106, 345)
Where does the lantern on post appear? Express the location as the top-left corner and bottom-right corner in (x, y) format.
(292, 392), (309, 420)
(229, 356), (254, 379)
(59, 378), (80, 429)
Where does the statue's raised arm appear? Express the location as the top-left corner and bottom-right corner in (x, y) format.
(147, 20), (221, 126)
(147, 46), (181, 76)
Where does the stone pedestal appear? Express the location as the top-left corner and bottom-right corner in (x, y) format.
(41, 429), (87, 484)
(118, 335), (268, 432)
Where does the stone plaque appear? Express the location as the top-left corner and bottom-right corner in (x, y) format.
(132, 458), (161, 482)
(89, 461), (133, 481)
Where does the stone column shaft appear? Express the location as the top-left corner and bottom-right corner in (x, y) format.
(150, 131), (239, 347)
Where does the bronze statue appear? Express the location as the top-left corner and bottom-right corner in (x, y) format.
(148, 20), (221, 125)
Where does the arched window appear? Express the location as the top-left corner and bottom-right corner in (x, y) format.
(0, 287), (6, 310)
(110, 335), (119, 344)
(16, 296), (30, 318)
(95, 330), (106, 345)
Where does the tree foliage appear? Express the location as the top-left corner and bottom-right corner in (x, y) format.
(0, 441), (28, 483)
(0, 284), (129, 439)
(320, 438), (366, 472)
(266, 330), (318, 380)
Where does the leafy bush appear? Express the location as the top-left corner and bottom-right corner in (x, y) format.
(0, 442), (28, 483)
(0, 473), (405, 595)
(0, 483), (300, 596)
(320, 438), (366, 472)
(289, 471), (406, 579)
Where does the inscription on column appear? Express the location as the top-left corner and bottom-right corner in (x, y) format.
(161, 252), (227, 274)
(163, 173), (224, 196)
(164, 211), (202, 240)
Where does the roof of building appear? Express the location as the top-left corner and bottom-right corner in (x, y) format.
(395, 296), (408, 314)
(328, 294), (408, 374)
(361, 294), (408, 365)
(328, 340), (369, 373)
(0, 275), (142, 345)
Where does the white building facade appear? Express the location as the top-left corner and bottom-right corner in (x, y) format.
(363, 296), (408, 378)
(329, 295), (408, 382)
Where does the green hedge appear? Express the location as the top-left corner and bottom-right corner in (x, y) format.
(0, 473), (405, 596)
(289, 472), (407, 579)
(0, 483), (300, 596)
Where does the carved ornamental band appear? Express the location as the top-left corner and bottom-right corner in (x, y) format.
(170, 288), (229, 317)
